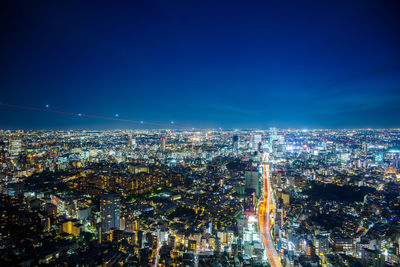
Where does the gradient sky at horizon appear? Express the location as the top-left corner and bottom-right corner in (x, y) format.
(1, 0), (400, 129)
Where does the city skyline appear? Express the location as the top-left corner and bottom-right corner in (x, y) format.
(2, 2), (400, 266)
(1, 1), (400, 129)
(2, 128), (400, 266)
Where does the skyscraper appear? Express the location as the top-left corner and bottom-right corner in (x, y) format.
(127, 133), (137, 148)
(245, 171), (260, 197)
(9, 139), (22, 158)
(232, 135), (239, 153)
(269, 128), (280, 157)
(269, 128), (278, 144)
(362, 142), (368, 155)
(249, 133), (262, 151)
(100, 192), (121, 232)
(161, 137), (166, 151)
(253, 134), (262, 151)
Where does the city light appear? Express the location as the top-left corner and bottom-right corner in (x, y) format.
(0, 1), (399, 266)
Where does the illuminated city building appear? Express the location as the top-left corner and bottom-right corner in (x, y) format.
(9, 139), (22, 158)
(362, 248), (385, 267)
(100, 192), (121, 232)
(245, 170), (260, 197)
(161, 137), (166, 151)
(232, 135), (239, 153)
(375, 151), (384, 163)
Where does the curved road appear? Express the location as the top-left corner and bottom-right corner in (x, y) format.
(258, 155), (282, 267)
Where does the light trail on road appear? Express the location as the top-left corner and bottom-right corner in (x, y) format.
(258, 153), (282, 267)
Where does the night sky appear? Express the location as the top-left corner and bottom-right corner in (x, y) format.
(1, 1), (400, 129)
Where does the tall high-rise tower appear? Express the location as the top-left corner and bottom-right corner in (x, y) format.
(161, 137), (166, 151)
(253, 134), (262, 152)
(245, 170), (260, 197)
(232, 135), (239, 153)
(128, 134), (133, 146)
(127, 134), (136, 148)
(100, 192), (121, 232)
(362, 142), (368, 155)
(269, 128), (278, 144)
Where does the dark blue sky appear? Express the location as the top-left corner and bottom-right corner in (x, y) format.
(1, 0), (400, 129)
